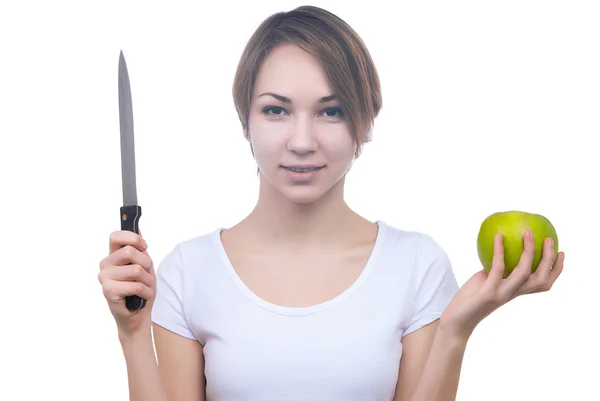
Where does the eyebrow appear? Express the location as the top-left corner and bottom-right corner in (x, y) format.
(257, 92), (337, 104)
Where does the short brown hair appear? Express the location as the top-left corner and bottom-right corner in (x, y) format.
(232, 5), (382, 156)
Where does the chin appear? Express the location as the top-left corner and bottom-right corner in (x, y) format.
(277, 176), (346, 206)
(279, 187), (329, 205)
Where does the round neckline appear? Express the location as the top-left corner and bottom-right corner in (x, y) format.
(213, 220), (387, 316)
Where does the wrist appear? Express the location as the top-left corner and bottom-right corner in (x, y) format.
(118, 325), (152, 346)
(436, 319), (471, 348)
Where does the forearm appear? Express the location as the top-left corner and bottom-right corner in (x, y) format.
(119, 330), (168, 401)
(410, 325), (468, 401)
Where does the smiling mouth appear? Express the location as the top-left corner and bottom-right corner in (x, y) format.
(281, 165), (325, 172)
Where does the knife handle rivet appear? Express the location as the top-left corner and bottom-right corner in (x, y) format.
(122, 214), (127, 221)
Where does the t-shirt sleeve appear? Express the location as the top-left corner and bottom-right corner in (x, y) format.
(402, 234), (460, 337)
(151, 245), (197, 340)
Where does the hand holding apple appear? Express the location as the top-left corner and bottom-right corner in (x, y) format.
(438, 210), (565, 341)
(477, 211), (559, 278)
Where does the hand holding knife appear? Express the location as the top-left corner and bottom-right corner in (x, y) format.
(118, 50), (146, 311)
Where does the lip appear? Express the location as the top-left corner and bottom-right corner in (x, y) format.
(280, 164), (325, 182)
(280, 164), (326, 169)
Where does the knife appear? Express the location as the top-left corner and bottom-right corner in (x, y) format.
(118, 50), (146, 311)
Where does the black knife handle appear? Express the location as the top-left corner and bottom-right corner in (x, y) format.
(120, 205), (147, 311)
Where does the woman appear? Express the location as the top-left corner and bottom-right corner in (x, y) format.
(98, 5), (565, 401)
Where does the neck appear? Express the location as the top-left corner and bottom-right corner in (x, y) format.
(243, 176), (359, 246)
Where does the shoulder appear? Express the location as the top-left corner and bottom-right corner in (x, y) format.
(375, 220), (456, 290)
(151, 227), (227, 338)
(154, 227), (225, 280)
(162, 227), (224, 261)
(376, 222), (459, 335)
(376, 220), (450, 263)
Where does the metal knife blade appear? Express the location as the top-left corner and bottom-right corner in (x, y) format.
(118, 50), (146, 311)
(119, 50), (138, 206)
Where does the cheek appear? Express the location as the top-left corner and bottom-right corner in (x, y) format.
(248, 123), (285, 162)
(320, 130), (356, 163)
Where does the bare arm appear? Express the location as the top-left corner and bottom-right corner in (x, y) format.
(153, 324), (206, 401)
(100, 230), (206, 401)
(394, 320), (467, 401)
(120, 329), (168, 401)
(395, 231), (565, 400)
(118, 325), (205, 401)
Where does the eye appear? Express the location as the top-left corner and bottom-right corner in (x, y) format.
(320, 107), (343, 118)
(262, 106), (288, 116)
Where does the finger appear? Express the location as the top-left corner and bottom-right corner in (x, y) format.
(99, 264), (155, 289)
(531, 237), (557, 281)
(109, 230), (147, 254)
(502, 229), (535, 294)
(103, 245), (153, 271)
(487, 233), (506, 286)
(508, 237), (560, 297)
(511, 251), (565, 297)
(103, 280), (154, 305)
(549, 252), (565, 287)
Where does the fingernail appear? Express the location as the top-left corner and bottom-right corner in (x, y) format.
(141, 240), (148, 249)
(549, 238), (553, 247)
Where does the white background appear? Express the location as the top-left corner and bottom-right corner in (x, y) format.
(1, 0), (598, 400)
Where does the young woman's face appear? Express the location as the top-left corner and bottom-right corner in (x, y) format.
(246, 44), (357, 205)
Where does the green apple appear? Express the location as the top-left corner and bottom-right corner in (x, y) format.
(477, 210), (559, 278)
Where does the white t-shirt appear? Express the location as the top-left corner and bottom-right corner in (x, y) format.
(151, 220), (459, 401)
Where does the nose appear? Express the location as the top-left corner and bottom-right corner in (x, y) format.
(286, 117), (318, 155)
